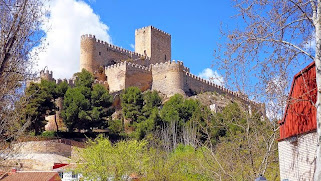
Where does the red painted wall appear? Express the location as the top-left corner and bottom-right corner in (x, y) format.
(279, 62), (317, 140)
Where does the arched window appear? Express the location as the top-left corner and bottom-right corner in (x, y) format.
(165, 54), (167, 60)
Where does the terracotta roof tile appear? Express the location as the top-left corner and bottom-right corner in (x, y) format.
(1, 171), (61, 181)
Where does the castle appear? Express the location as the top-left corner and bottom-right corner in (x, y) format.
(41, 26), (265, 130)
(80, 26), (255, 100)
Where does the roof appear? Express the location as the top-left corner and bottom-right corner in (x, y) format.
(1, 171), (61, 181)
(279, 62), (317, 141)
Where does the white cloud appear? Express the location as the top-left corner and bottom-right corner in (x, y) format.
(130, 44), (135, 50)
(198, 68), (224, 86)
(304, 35), (316, 51)
(31, 0), (111, 79)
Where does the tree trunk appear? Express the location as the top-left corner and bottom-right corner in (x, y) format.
(314, 2), (321, 180)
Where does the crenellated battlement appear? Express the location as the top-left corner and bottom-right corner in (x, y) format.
(81, 34), (96, 40)
(94, 79), (108, 85)
(40, 69), (53, 81)
(105, 61), (151, 72)
(135, 26), (171, 36)
(55, 78), (75, 87)
(184, 71), (261, 106)
(152, 60), (190, 72)
(81, 34), (151, 62)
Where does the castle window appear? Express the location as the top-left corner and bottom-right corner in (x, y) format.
(99, 52), (101, 56)
(165, 54), (167, 60)
(144, 50), (146, 55)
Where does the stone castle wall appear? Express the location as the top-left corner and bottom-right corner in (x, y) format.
(152, 60), (189, 96)
(106, 62), (127, 93)
(125, 63), (152, 92)
(80, 34), (150, 74)
(106, 62), (152, 93)
(278, 132), (317, 181)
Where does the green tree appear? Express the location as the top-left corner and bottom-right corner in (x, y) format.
(91, 84), (113, 128)
(120, 87), (144, 123)
(62, 69), (113, 131)
(55, 81), (69, 98)
(74, 135), (152, 181)
(203, 103), (279, 180)
(61, 87), (90, 131)
(24, 80), (56, 135)
(142, 90), (162, 118)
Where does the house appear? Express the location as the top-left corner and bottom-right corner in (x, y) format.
(278, 62), (317, 181)
(52, 163), (81, 181)
(0, 168), (61, 181)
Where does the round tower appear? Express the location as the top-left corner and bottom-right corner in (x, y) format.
(152, 60), (185, 96)
(80, 34), (96, 73)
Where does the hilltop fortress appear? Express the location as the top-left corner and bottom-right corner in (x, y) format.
(80, 26), (257, 102)
(39, 26), (265, 131)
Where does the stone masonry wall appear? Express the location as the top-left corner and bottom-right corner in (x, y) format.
(152, 60), (189, 96)
(135, 26), (171, 65)
(125, 63), (152, 92)
(80, 34), (150, 74)
(150, 26), (171, 64)
(106, 62), (152, 93)
(13, 140), (72, 157)
(105, 62), (127, 93)
(278, 132), (317, 181)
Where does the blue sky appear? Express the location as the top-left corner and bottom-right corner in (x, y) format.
(86, 0), (237, 76)
(33, 0), (238, 82)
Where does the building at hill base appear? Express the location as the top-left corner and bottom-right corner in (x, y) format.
(278, 62), (317, 181)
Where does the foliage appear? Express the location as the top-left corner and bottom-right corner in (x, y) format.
(0, 0), (45, 145)
(62, 87), (90, 131)
(24, 80), (56, 135)
(108, 119), (123, 135)
(62, 69), (113, 131)
(41, 131), (56, 137)
(206, 103), (279, 180)
(142, 90), (162, 118)
(74, 135), (151, 181)
(120, 87), (144, 123)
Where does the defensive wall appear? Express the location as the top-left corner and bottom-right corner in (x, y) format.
(12, 140), (77, 157)
(151, 60), (265, 113)
(105, 61), (152, 93)
(80, 34), (150, 74)
(151, 60), (189, 96)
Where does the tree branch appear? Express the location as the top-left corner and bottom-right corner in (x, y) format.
(253, 38), (315, 60)
(289, 0), (315, 26)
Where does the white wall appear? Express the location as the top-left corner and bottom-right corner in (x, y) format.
(278, 131), (317, 181)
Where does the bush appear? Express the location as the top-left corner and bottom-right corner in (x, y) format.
(41, 131), (56, 137)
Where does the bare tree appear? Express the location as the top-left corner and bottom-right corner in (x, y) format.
(215, 0), (321, 179)
(0, 0), (45, 169)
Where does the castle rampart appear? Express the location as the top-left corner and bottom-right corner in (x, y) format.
(105, 61), (152, 93)
(152, 60), (186, 96)
(80, 34), (151, 74)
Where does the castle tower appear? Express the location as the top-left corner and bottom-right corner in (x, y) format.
(40, 69), (54, 81)
(135, 26), (171, 64)
(80, 34), (97, 73)
(152, 60), (186, 96)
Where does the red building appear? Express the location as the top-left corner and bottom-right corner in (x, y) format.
(278, 62), (317, 181)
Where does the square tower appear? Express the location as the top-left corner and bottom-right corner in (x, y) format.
(135, 26), (171, 64)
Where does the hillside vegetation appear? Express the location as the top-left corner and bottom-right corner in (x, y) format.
(20, 69), (279, 180)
